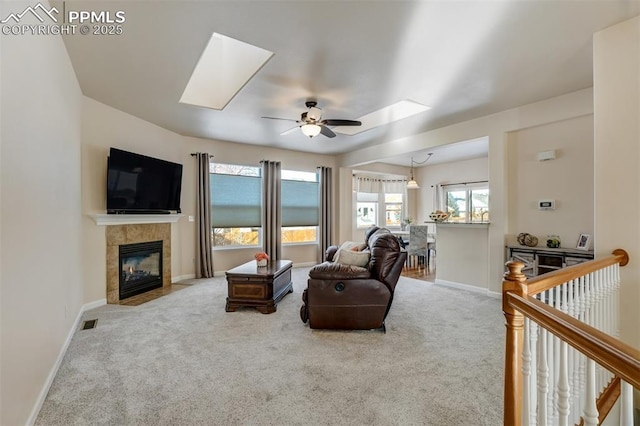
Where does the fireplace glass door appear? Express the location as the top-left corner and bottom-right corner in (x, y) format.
(119, 240), (163, 299)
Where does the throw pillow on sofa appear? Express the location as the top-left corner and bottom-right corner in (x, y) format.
(332, 247), (370, 267)
(338, 240), (367, 252)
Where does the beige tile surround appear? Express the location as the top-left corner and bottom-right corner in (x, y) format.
(106, 223), (171, 304)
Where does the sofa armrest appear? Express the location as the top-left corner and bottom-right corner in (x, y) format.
(309, 262), (371, 280)
(325, 245), (339, 262)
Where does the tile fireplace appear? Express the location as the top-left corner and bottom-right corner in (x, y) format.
(106, 223), (171, 303)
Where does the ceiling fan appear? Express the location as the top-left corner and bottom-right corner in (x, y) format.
(262, 100), (361, 138)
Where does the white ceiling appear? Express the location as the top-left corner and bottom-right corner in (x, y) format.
(55, 1), (640, 166)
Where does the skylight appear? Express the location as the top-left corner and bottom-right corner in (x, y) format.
(333, 99), (431, 135)
(179, 33), (274, 110)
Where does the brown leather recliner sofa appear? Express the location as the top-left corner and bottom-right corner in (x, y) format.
(300, 226), (407, 331)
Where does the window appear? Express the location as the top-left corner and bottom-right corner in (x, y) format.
(384, 193), (403, 228)
(281, 170), (319, 244)
(356, 186), (405, 229)
(356, 192), (378, 228)
(445, 184), (489, 223)
(210, 165), (320, 247)
(210, 163), (262, 248)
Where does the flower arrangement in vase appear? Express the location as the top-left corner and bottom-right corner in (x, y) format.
(255, 252), (269, 267)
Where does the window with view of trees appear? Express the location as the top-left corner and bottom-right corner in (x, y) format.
(445, 184), (489, 223)
(209, 164), (319, 248)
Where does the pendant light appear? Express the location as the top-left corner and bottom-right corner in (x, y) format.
(406, 153), (433, 189)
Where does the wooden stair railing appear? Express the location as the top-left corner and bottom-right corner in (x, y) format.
(503, 249), (640, 425)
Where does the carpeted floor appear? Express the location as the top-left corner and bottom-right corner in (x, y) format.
(36, 267), (505, 425)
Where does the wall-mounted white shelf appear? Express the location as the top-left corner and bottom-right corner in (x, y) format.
(90, 214), (183, 226)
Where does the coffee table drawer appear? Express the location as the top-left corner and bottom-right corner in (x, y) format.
(230, 283), (266, 299)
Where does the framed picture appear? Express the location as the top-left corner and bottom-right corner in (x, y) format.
(576, 233), (591, 250)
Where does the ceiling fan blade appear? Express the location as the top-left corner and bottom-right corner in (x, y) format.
(280, 126), (300, 136)
(319, 125), (336, 138)
(321, 119), (362, 126)
(262, 116), (298, 122)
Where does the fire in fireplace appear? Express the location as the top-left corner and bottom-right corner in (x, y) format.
(119, 240), (163, 299)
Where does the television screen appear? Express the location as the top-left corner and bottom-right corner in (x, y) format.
(106, 148), (183, 214)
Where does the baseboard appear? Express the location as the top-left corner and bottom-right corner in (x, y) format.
(83, 298), (107, 311)
(486, 290), (502, 299)
(435, 279), (496, 298)
(27, 299), (106, 425)
(172, 274), (196, 282)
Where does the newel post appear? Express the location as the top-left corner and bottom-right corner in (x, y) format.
(503, 260), (528, 426)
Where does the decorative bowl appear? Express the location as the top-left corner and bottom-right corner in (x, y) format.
(429, 212), (450, 222)
(517, 232), (539, 247)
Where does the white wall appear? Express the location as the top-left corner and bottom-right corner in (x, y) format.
(593, 15), (640, 349)
(0, 12), (84, 426)
(436, 225), (489, 290)
(507, 115), (594, 248)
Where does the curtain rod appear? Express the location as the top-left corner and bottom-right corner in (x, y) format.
(436, 180), (488, 188)
(190, 153), (214, 158)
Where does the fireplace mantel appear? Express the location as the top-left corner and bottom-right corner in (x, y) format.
(90, 213), (183, 226)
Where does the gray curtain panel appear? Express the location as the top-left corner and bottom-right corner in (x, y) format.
(261, 160), (282, 261)
(318, 166), (333, 262)
(195, 153), (214, 278)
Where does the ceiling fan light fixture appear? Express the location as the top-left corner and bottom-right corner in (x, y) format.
(307, 106), (322, 121)
(301, 124), (321, 138)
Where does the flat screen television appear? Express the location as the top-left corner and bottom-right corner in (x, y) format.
(106, 148), (183, 214)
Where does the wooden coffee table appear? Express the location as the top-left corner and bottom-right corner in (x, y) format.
(225, 260), (293, 314)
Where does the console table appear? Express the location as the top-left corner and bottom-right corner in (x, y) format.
(225, 260), (293, 314)
(506, 245), (594, 278)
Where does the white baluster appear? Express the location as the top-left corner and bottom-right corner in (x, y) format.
(582, 359), (599, 426)
(596, 269), (604, 331)
(609, 265), (615, 334)
(614, 264), (620, 338)
(585, 272), (594, 327)
(522, 316), (531, 426)
(594, 270), (605, 390)
(556, 341), (570, 426)
(567, 279), (577, 422)
(578, 275), (586, 323)
(576, 276), (587, 425)
(538, 326), (549, 426)
(603, 267), (610, 336)
(620, 380), (633, 426)
(548, 290), (556, 424)
(529, 319), (538, 426)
